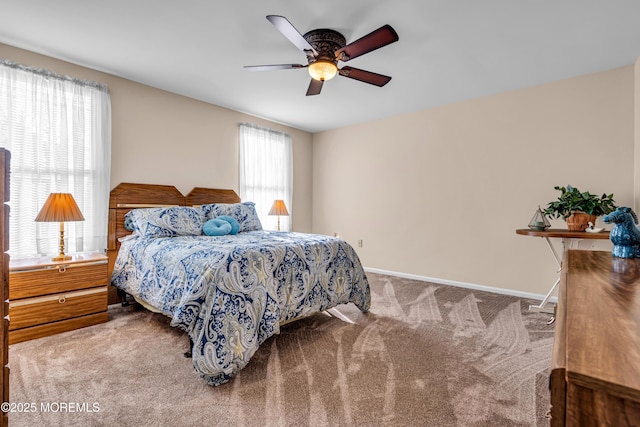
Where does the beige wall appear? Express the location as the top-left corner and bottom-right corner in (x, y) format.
(3, 42), (638, 296)
(312, 66), (635, 296)
(0, 43), (314, 232)
(635, 57), (640, 214)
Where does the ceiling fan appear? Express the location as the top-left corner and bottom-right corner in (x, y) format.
(244, 15), (399, 96)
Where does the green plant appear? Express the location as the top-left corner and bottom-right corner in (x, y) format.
(543, 185), (617, 220)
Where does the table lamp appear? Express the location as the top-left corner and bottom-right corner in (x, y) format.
(268, 199), (289, 231)
(35, 193), (85, 261)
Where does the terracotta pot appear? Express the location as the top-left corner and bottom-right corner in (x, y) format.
(566, 211), (596, 231)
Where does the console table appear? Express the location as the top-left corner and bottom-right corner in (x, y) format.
(515, 229), (609, 313)
(550, 250), (640, 426)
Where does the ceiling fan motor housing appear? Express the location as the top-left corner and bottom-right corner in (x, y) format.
(303, 29), (346, 65)
(245, 16), (398, 95)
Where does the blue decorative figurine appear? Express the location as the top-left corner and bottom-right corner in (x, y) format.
(603, 207), (640, 258)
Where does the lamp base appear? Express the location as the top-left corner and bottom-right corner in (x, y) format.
(53, 225), (71, 262)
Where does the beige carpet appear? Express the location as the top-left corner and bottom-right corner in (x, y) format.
(8, 272), (554, 426)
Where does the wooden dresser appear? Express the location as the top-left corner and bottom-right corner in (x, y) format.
(551, 250), (640, 426)
(8, 253), (109, 344)
(0, 148), (9, 427)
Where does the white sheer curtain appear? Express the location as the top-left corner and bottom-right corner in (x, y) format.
(0, 59), (111, 259)
(239, 123), (292, 231)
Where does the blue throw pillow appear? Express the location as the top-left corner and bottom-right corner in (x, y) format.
(216, 215), (240, 235)
(203, 218), (232, 236)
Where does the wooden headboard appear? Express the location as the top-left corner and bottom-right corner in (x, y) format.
(106, 182), (240, 303)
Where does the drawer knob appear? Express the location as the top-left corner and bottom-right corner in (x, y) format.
(58, 265), (67, 273)
(58, 295), (66, 304)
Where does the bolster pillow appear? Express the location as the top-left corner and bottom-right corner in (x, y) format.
(203, 218), (232, 236)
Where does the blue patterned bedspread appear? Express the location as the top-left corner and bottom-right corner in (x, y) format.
(111, 231), (370, 386)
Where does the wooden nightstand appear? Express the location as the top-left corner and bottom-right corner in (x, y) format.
(8, 253), (109, 344)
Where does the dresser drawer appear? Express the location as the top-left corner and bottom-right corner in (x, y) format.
(8, 287), (107, 330)
(9, 261), (108, 299)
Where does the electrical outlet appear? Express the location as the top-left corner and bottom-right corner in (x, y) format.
(358, 239), (363, 247)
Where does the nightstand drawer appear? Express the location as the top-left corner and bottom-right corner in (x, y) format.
(8, 287), (107, 330)
(9, 261), (108, 299)
(9, 313), (108, 345)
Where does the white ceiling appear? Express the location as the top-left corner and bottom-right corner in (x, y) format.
(1, 1), (640, 133)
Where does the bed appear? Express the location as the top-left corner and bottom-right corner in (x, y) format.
(108, 183), (371, 386)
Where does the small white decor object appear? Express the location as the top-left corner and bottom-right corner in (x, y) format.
(585, 222), (604, 233)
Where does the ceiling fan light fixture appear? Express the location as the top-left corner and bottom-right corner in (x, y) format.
(246, 16), (399, 95)
(308, 60), (338, 81)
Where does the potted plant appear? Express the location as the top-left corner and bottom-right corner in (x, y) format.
(543, 185), (617, 231)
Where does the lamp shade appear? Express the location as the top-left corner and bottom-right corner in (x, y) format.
(35, 193), (85, 222)
(268, 200), (289, 216)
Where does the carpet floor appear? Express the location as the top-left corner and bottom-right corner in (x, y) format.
(8, 272), (554, 426)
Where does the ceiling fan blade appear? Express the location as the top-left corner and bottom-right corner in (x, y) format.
(335, 24), (399, 61)
(339, 66), (392, 87)
(306, 79), (323, 96)
(244, 64), (306, 72)
(266, 15), (318, 55)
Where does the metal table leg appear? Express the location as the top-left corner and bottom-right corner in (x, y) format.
(528, 236), (562, 315)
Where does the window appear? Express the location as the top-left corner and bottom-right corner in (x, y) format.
(239, 123), (292, 231)
(0, 60), (111, 259)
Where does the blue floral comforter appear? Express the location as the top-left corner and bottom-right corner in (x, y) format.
(111, 231), (371, 386)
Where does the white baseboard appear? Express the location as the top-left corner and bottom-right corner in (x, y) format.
(363, 267), (556, 303)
